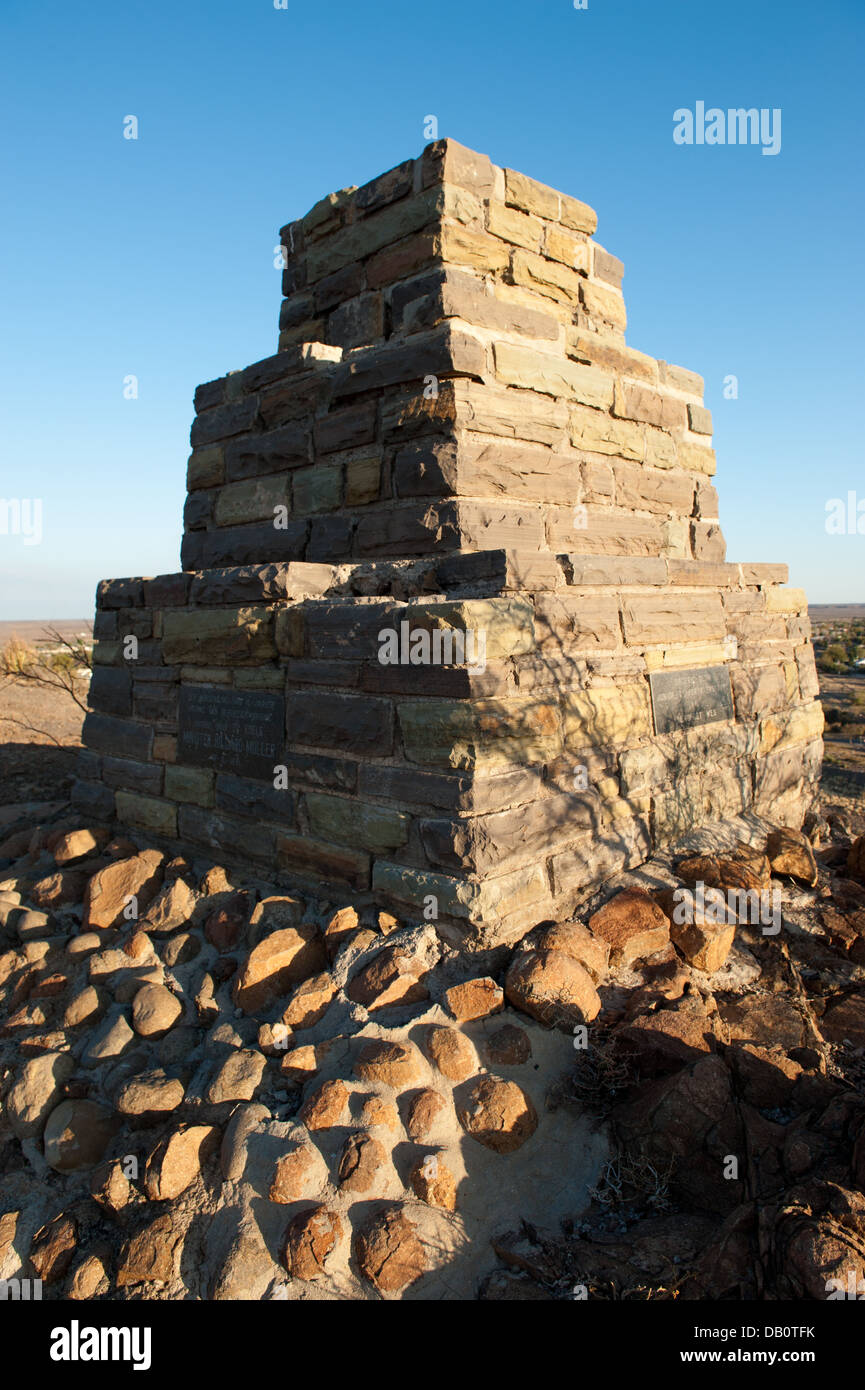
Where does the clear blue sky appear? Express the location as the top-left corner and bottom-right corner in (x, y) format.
(0, 0), (862, 619)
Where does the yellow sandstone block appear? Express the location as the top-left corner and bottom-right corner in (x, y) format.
(494, 341), (613, 409)
(764, 586), (808, 614)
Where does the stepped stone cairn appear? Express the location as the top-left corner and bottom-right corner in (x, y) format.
(74, 139), (823, 949)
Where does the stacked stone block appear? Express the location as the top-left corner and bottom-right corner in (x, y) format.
(76, 140), (823, 948)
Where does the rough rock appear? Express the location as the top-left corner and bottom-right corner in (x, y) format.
(141, 878), (197, 934)
(358, 1095), (400, 1131)
(355, 1205), (427, 1294)
(410, 1152), (457, 1210)
(68, 1251), (110, 1300)
(536, 921), (610, 980)
(337, 1131), (389, 1193)
(505, 948), (600, 1028)
(299, 1078), (349, 1130)
(281, 971), (337, 1030)
(144, 1125), (220, 1200)
(456, 1075), (538, 1153)
(281, 1044), (319, 1082)
(83, 850), (165, 930)
(44, 1099), (119, 1171)
(405, 1087), (447, 1141)
(29, 1214), (78, 1284)
(7, 1051), (73, 1138)
(30, 869), (88, 910)
(115, 1070), (186, 1116)
(207, 1048), (267, 1104)
(234, 923), (327, 1013)
(354, 1038), (424, 1087)
(820, 993), (865, 1049)
(670, 915), (737, 973)
(444, 976), (504, 1021)
(283, 1205), (342, 1282)
(116, 1213), (184, 1288)
(846, 836), (865, 884)
(53, 828), (109, 864)
(766, 828), (818, 886)
(323, 905), (360, 958)
(132, 982), (182, 1038)
(90, 1158), (132, 1212)
(424, 1024), (477, 1081)
(269, 1144), (327, 1203)
(485, 1023), (531, 1066)
(588, 887), (670, 968)
(347, 945), (429, 1010)
(204, 892), (250, 951)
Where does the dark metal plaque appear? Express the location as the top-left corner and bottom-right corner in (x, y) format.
(649, 665), (734, 735)
(178, 686), (285, 779)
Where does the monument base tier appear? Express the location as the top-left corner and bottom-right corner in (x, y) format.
(75, 551), (823, 948)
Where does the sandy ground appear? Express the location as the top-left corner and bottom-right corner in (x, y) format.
(0, 625), (88, 804)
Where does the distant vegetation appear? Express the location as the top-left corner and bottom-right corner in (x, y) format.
(813, 617), (865, 673)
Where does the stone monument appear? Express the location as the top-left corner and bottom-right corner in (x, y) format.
(75, 139), (823, 949)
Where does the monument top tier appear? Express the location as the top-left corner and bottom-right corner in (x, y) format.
(276, 138), (599, 354)
(182, 138), (719, 574)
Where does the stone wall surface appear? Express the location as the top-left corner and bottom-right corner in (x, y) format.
(75, 140), (823, 946)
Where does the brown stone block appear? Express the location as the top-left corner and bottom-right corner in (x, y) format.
(162, 607), (276, 665)
(365, 230), (438, 289)
(459, 437), (581, 505)
(568, 329), (656, 383)
(181, 520), (308, 570)
(332, 324), (485, 399)
(511, 248), (586, 304)
(438, 268), (560, 341)
(187, 446), (225, 491)
(559, 191), (598, 236)
(613, 382), (687, 432)
(739, 562), (789, 586)
(435, 548), (562, 593)
(658, 361), (704, 396)
(613, 461), (694, 514)
(286, 690), (393, 755)
(546, 507), (666, 555)
(224, 422), (311, 481)
(580, 279), (626, 330)
(438, 221), (510, 273)
(276, 834), (370, 890)
(731, 664), (789, 720)
(534, 594), (622, 650)
(666, 559), (735, 588)
(487, 201), (543, 251)
(494, 341), (613, 407)
(562, 684), (652, 746)
(563, 554), (666, 586)
(398, 695), (562, 770)
(591, 244), (624, 287)
(620, 593), (725, 645)
(421, 139), (496, 196)
(688, 403), (713, 435)
(691, 521), (727, 562)
(305, 187), (439, 281)
(190, 398), (259, 449)
(356, 158), (415, 215)
(676, 440), (717, 477)
(420, 790), (600, 873)
(455, 500), (545, 553)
